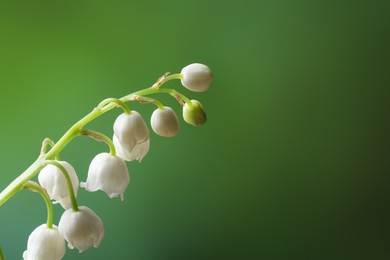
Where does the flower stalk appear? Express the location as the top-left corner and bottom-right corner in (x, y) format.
(0, 78), (181, 206)
(80, 130), (117, 156)
(23, 181), (54, 228)
(43, 160), (79, 212)
(0, 63), (213, 258)
(0, 246), (5, 260)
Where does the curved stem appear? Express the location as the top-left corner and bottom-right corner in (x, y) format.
(98, 98), (131, 114)
(44, 160), (79, 212)
(23, 181), (53, 228)
(80, 129), (116, 156)
(40, 138), (60, 160)
(40, 138), (55, 155)
(0, 71), (187, 206)
(131, 95), (164, 109)
(153, 73), (182, 88)
(160, 88), (193, 106)
(0, 246), (5, 260)
(127, 88), (192, 107)
(162, 73), (183, 82)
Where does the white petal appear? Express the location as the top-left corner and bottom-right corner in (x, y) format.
(58, 206), (104, 253)
(81, 153), (130, 200)
(181, 63), (212, 92)
(113, 111), (149, 152)
(113, 135), (150, 162)
(23, 224), (65, 260)
(38, 161), (79, 210)
(151, 106), (179, 137)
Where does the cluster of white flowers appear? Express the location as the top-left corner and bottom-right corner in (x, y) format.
(19, 63), (213, 259)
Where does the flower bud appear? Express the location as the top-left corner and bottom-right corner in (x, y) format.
(180, 63), (212, 92)
(113, 111), (149, 152)
(113, 135), (149, 162)
(183, 100), (207, 126)
(23, 224), (66, 260)
(150, 106), (179, 137)
(58, 206), (104, 253)
(38, 161), (79, 210)
(80, 153), (130, 200)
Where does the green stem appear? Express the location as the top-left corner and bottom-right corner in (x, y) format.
(23, 181), (53, 228)
(40, 138), (55, 155)
(159, 88), (192, 105)
(98, 98), (131, 114)
(131, 95), (165, 109)
(0, 158), (46, 207)
(0, 72), (184, 206)
(41, 138), (60, 160)
(155, 73), (183, 87)
(44, 160), (79, 212)
(0, 246), (5, 260)
(80, 129), (116, 156)
(128, 88), (192, 106)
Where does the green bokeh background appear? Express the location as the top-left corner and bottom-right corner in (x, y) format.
(0, 0), (389, 259)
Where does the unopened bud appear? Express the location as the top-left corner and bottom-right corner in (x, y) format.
(180, 63), (212, 92)
(183, 100), (207, 126)
(151, 106), (179, 137)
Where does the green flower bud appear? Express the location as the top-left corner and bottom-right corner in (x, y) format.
(183, 100), (207, 126)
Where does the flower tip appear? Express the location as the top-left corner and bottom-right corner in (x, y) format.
(180, 63), (212, 92)
(183, 100), (207, 126)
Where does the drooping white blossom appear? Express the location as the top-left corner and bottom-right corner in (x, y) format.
(180, 63), (213, 92)
(38, 161), (79, 209)
(58, 206), (104, 253)
(23, 224), (66, 260)
(113, 111), (150, 161)
(80, 153), (130, 200)
(113, 135), (149, 162)
(113, 111), (149, 151)
(150, 106), (179, 137)
(182, 100), (207, 126)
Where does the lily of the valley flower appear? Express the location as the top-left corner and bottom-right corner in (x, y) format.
(23, 224), (66, 260)
(181, 63), (213, 92)
(151, 106), (179, 137)
(58, 206), (104, 253)
(80, 153), (130, 200)
(183, 100), (207, 126)
(38, 161), (79, 209)
(113, 135), (149, 162)
(113, 111), (150, 161)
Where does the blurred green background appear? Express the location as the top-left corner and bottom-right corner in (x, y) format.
(0, 0), (389, 259)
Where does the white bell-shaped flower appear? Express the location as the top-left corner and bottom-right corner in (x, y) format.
(38, 161), (79, 209)
(113, 111), (150, 161)
(113, 111), (149, 151)
(113, 135), (149, 162)
(58, 206), (104, 253)
(80, 153), (130, 200)
(151, 106), (179, 137)
(181, 63), (213, 92)
(183, 100), (207, 126)
(23, 224), (66, 260)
